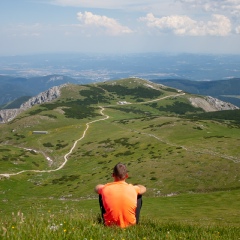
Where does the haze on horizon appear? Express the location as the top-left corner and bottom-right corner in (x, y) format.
(1, 0), (240, 56)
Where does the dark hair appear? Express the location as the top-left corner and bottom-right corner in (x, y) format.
(113, 163), (128, 180)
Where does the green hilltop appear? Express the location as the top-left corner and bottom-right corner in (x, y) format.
(0, 78), (240, 223)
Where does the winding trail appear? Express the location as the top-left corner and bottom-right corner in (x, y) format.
(0, 91), (239, 178)
(0, 106), (109, 178)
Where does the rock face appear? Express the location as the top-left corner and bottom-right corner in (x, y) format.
(20, 85), (63, 110)
(189, 96), (239, 112)
(205, 96), (239, 111)
(0, 108), (23, 123)
(0, 85), (66, 123)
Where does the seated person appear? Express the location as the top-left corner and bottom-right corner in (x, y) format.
(95, 162), (146, 228)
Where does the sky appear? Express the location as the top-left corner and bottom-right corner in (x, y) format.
(1, 0), (240, 56)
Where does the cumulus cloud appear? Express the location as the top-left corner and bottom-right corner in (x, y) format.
(139, 13), (232, 36)
(77, 11), (133, 35)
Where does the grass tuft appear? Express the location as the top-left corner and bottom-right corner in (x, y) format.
(1, 211), (239, 240)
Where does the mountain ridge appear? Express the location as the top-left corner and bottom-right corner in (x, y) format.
(1, 74), (240, 109)
(151, 78), (240, 107)
(0, 79), (238, 123)
(0, 74), (80, 107)
(0, 85), (66, 123)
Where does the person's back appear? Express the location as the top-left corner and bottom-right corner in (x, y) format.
(100, 181), (140, 227)
(95, 163), (146, 228)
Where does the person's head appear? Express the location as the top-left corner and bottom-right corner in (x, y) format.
(112, 163), (128, 181)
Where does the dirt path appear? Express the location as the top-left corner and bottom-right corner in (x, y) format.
(0, 93), (184, 178)
(1, 92), (238, 178)
(0, 106), (109, 178)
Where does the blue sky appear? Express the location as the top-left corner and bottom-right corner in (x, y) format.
(1, 0), (240, 56)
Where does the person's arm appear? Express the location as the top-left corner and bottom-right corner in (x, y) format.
(135, 184), (146, 195)
(95, 184), (105, 194)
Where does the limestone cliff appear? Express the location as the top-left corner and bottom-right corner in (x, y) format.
(0, 85), (66, 123)
(20, 85), (63, 110)
(189, 96), (239, 112)
(0, 108), (23, 123)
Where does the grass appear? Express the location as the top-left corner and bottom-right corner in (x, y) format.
(1, 190), (240, 239)
(1, 189), (240, 222)
(0, 82), (239, 194)
(0, 78), (239, 239)
(1, 197), (240, 240)
(2, 214), (240, 240)
(0, 145), (47, 173)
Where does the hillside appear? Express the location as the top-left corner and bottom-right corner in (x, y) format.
(151, 78), (240, 107)
(0, 78), (239, 215)
(2, 73), (240, 110)
(0, 74), (79, 108)
(0, 96), (32, 109)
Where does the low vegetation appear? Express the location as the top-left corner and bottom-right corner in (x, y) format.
(0, 78), (239, 239)
(1, 212), (239, 240)
(1, 190), (240, 239)
(152, 78), (240, 107)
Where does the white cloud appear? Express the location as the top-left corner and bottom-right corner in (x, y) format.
(236, 25), (240, 33)
(139, 13), (232, 36)
(77, 11), (133, 35)
(4, 23), (43, 38)
(50, 0), (175, 14)
(178, 0), (240, 16)
(50, 0), (240, 15)
(51, 0), (116, 8)
(51, 0), (155, 9)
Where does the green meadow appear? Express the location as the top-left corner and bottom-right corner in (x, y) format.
(0, 78), (239, 239)
(1, 191), (240, 239)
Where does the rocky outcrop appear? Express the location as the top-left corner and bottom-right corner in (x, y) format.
(205, 96), (239, 111)
(0, 85), (66, 123)
(20, 85), (63, 110)
(189, 96), (239, 112)
(0, 108), (23, 123)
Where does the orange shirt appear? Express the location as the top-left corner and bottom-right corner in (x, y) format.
(99, 181), (140, 228)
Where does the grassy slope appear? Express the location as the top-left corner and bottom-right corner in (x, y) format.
(151, 78), (240, 107)
(0, 78), (239, 227)
(2, 208), (240, 240)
